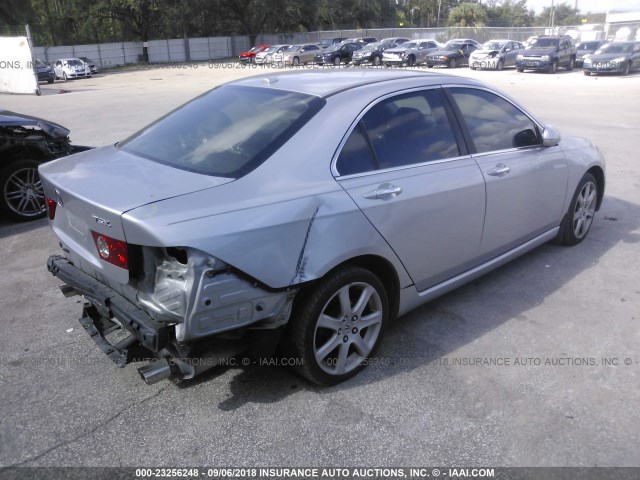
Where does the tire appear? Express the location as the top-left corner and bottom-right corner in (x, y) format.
(623, 61), (630, 75)
(516, 67), (524, 72)
(63, 72), (68, 81)
(469, 65), (476, 70)
(292, 56), (300, 66)
(372, 55), (381, 66)
(0, 159), (47, 221)
(407, 55), (415, 67)
(584, 70), (591, 76)
(566, 57), (575, 71)
(332, 56), (341, 66)
(548, 60), (558, 74)
(289, 266), (389, 385)
(47, 78), (54, 84)
(496, 59), (504, 71)
(448, 57), (457, 68)
(555, 173), (598, 246)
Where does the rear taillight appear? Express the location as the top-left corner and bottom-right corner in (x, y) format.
(44, 192), (56, 220)
(91, 231), (129, 270)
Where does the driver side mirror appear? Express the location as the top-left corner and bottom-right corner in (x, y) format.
(542, 125), (561, 147)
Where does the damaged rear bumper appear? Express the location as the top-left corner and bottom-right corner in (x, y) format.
(47, 255), (169, 355)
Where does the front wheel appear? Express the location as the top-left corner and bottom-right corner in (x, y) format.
(496, 59), (504, 71)
(516, 67), (525, 72)
(448, 57), (457, 68)
(555, 173), (599, 246)
(289, 266), (389, 385)
(0, 159), (47, 221)
(62, 72), (68, 81)
(566, 57), (575, 71)
(622, 61), (631, 75)
(584, 70), (591, 76)
(292, 57), (300, 66)
(332, 56), (341, 66)
(548, 60), (558, 74)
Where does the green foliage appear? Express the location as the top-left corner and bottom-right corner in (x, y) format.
(0, 0), (588, 47)
(448, 2), (487, 27)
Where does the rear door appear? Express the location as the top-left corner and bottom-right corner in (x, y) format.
(335, 88), (486, 291)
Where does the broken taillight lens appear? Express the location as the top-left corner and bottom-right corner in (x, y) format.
(91, 231), (129, 269)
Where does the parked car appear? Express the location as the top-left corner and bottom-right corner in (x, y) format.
(582, 41), (640, 75)
(275, 44), (322, 65)
(34, 58), (55, 83)
(352, 40), (407, 66)
(320, 38), (347, 49)
(314, 42), (362, 65)
(469, 40), (525, 70)
(340, 37), (378, 45)
(425, 39), (479, 68)
(380, 37), (411, 45)
(79, 56), (99, 74)
(383, 39), (439, 67)
(575, 40), (606, 67)
(0, 111), (91, 221)
(41, 70), (605, 386)
(515, 35), (577, 73)
(238, 45), (269, 64)
(255, 44), (290, 64)
(53, 58), (91, 80)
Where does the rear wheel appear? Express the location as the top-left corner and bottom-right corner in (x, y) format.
(584, 70), (591, 76)
(289, 266), (389, 385)
(516, 67), (525, 72)
(0, 159), (46, 221)
(555, 173), (599, 246)
(292, 56), (300, 66)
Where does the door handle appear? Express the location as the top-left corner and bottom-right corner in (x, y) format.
(363, 184), (403, 200)
(487, 164), (511, 176)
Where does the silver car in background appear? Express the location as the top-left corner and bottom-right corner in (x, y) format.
(469, 40), (524, 70)
(255, 44), (290, 65)
(41, 71), (605, 387)
(274, 44), (322, 65)
(382, 39), (439, 66)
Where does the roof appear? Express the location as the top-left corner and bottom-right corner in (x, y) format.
(228, 69), (475, 98)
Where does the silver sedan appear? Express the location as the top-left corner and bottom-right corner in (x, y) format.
(40, 71), (605, 386)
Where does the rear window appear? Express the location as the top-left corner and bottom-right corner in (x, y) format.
(120, 85), (325, 178)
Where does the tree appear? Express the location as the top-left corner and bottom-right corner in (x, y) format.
(535, 2), (580, 27)
(485, 0), (533, 27)
(448, 2), (487, 27)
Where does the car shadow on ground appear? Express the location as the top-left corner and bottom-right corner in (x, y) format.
(0, 217), (48, 239)
(175, 195), (640, 409)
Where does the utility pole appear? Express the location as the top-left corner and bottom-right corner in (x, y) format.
(437, 0), (442, 28)
(549, 0), (555, 30)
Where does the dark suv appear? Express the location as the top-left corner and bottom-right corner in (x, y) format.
(516, 35), (577, 73)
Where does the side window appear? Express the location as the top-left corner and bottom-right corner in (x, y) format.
(336, 123), (376, 176)
(360, 89), (460, 169)
(449, 88), (541, 153)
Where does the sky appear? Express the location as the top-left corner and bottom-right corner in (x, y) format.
(524, 0), (640, 14)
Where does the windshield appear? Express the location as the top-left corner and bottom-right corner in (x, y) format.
(577, 42), (600, 51)
(531, 38), (559, 48)
(286, 45), (302, 52)
(445, 41), (464, 49)
(483, 41), (505, 50)
(120, 86), (325, 178)
(596, 43), (633, 54)
(67, 59), (83, 66)
(324, 44), (340, 52)
(362, 42), (383, 51)
(35, 58), (47, 67)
